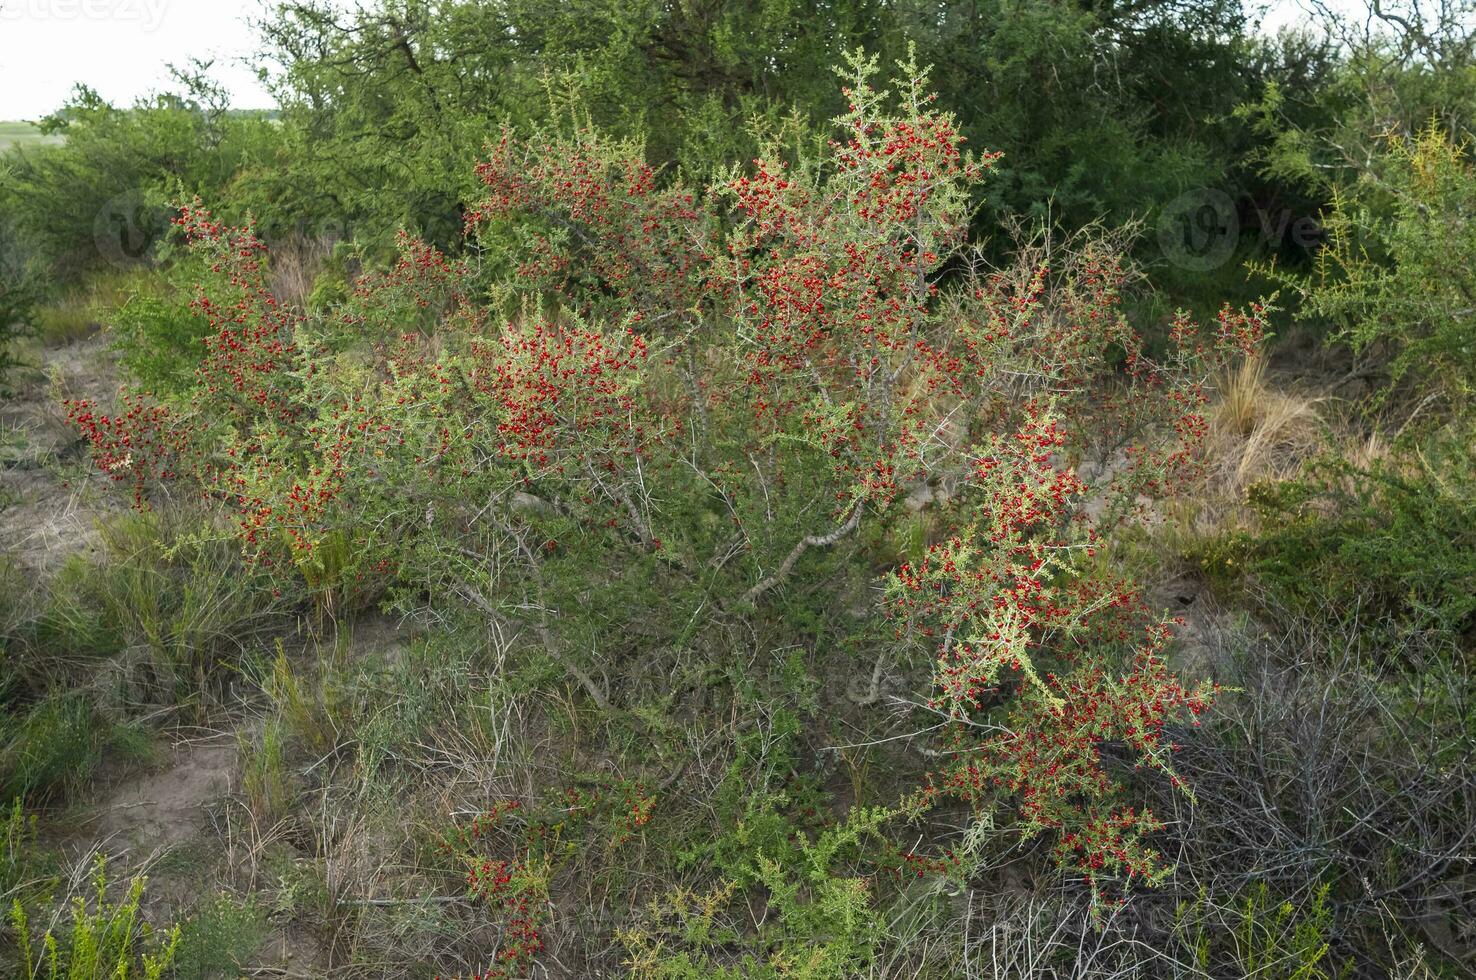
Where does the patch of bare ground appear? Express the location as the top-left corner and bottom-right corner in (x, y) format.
(56, 725), (331, 977)
(89, 734), (235, 858)
(1, 334), (122, 574)
(1149, 573), (1246, 680)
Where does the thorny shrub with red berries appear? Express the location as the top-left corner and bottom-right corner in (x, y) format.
(69, 50), (1265, 909)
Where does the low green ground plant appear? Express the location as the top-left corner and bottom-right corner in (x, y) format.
(6, 856), (180, 979)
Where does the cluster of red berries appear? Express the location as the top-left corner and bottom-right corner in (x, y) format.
(887, 847), (963, 881)
(63, 64), (1270, 906)
(886, 400), (1225, 891)
(437, 801), (546, 980)
(64, 394), (188, 507)
(607, 783), (657, 848)
(469, 129), (708, 325)
(474, 322), (648, 472)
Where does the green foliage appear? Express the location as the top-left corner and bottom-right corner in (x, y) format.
(0, 510), (284, 803)
(238, 720), (292, 831)
(7, 856), (180, 980)
(251, 0), (1256, 259)
(105, 258), (210, 399)
(9, 558), (115, 667)
(1, 798), (34, 894)
(1239, 9), (1476, 199)
(622, 805), (896, 979)
(0, 78), (280, 285)
(0, 219), (36, 390)
(1175, 882), (1336, 979)
(1238, 427), (1476, 635)
(920, 0), (1248, 227)
(172, 894), (268, 979)
(1271, 127), (1476, 409)
(61, 53), (1271, 924)
(0, 123), (62, 153)
(344, 637), (481, 775)
(27, 269), (154, 348)
(78, 513), (285, 702)
(1, 799), (58, 907)
(0, 693), (147, 804)
(261, 643), (342, 759)
(7, 4), (1476, 975)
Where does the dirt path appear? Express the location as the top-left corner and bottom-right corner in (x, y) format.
(90, 736), (237, 857)
(1, 335), (121, 574)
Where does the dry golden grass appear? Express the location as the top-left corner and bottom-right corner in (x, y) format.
(269, 233), (338, 310)
(1205, 354), (1326, 498)
(1345, 429), (1390, 472)
(1155, 355), (1331, 553)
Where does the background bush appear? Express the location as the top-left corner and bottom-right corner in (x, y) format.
(2, 0), (1476, 974)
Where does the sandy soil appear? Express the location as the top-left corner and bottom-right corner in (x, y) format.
(1, 335), (122, 574)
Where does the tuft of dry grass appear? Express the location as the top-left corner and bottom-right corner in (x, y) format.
(269, 234), (338, 310)
(1153, 355), (1331, 558)
(1206, 354), (1326, 496)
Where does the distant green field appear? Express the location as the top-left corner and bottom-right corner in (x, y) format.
(0, 121), (63, 151)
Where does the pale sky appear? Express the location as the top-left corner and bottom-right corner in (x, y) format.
(0, 0), (284, 120)
(0, 0), (1334, 123)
